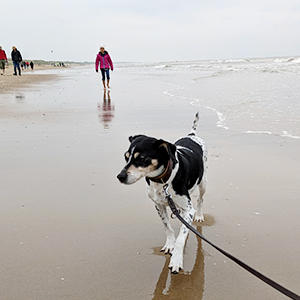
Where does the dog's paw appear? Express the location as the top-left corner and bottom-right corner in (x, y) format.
(160, 238), (175, 254)
(194, 213), (204, 222)
(168, 251), (183, 273)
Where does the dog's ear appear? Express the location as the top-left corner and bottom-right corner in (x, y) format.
(157, 140), (176, 154)
(129, 135), (142, 143)
(155, 139), (177, 162)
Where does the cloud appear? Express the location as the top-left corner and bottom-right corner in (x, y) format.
(1, 0), (300, 61)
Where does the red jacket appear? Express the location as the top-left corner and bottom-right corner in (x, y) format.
(0, 49), (7, 60)
(95, 51), (113, 71)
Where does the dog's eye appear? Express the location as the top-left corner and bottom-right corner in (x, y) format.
(124, 152), (130, 161)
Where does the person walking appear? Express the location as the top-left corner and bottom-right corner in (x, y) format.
(30, 61), (34, 70)
(95, 46), (113, 89)
(0, 46), (8, 75)
(11, 46), (22, 76)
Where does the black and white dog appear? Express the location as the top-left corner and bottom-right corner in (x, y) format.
(117, 113), (207, 273)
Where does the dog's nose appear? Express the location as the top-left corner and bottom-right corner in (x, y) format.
(117, 169), (127, 183)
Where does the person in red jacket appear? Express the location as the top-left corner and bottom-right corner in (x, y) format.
(0, 46), (8, 75)
(95, 46), (113, 89)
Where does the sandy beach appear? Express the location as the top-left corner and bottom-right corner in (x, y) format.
(0, 64), (66, 93)
(0, 60), (299, 300)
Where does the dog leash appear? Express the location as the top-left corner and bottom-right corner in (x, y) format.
(163, 184), (300, 300)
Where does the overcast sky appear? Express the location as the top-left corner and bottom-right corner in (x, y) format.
(1, 0), (299, 62)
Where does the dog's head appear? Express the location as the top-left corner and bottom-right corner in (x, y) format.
(117, 135), (176, 184)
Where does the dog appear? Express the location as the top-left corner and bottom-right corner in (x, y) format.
(117, 113), (207, 273)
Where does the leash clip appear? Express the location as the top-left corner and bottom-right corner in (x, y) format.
(163, 184), (170, 197)
(163, 184), (180, 217)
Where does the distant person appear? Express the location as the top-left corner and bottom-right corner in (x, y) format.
(95, 46), (113, 89)
(0, 46), (8, 75)
(30, 61), (34, 70)
(11, 46), (22, 76)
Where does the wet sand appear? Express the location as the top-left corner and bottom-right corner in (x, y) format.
(0, 64), (61, 93)
(0, 66), (299, 299)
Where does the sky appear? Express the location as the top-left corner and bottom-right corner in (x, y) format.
(1, 0), (300, 62)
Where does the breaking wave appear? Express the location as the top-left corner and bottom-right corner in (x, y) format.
(281, 131), (300, 139)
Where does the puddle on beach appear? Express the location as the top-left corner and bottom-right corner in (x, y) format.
(152, 215), (215, 300)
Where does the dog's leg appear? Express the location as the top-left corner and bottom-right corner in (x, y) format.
(169, 201), (195, 273)
(155, 204), (176, 254)
(194, 179), (206, 222)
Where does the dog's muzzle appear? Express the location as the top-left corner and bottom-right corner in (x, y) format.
(117, 169), (128, 183)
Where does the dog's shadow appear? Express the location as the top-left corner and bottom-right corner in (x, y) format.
(152, 215), (215, 300)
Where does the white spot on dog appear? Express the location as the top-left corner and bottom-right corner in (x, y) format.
(151, 159), (158, 166)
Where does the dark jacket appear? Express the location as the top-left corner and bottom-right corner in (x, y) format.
(11, 49), (22, 62)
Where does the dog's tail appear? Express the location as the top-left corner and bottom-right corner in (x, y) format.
(188, 112), (199, 136)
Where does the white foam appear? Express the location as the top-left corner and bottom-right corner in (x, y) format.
(244, 130), (300, 140)
(273, 57), (295, 63)
(224, 58), (248, 63)
(245, 130), (273, 135)
(119, 57), (300, 76)
(281, 131), (300, 139)
(189, 97), (200, 106)
(163, 86), (229, 131)
(205, 106), (229, 130)
(154, 64), (171, 69)
(163, 90), (175, 97)
(188, 98), (229, 130)
(291, 57), (300, 64)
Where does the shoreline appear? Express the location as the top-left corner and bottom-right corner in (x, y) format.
(0, 64), (64, 94)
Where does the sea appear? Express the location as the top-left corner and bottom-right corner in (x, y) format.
(117, 57), (300, 140)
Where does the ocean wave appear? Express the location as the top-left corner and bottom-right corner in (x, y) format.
(245, 130), (273, 135)
(224, 58), (250, 63)
(154, 64), (171, 69)
(281, 131), (300, 139)
(273, 57), (295, 63)
(163, 87), (300, 139)
(290, 57), (300, 64)
(118, 57), (300, 75)
(205, 106), (229, 130)
(163, 90), (175, 97)
(261, 69), (280, 73)
(163, 87), (229, 131)
(244, 130), (300, 140)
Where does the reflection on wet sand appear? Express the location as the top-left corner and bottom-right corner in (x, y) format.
(15, 93), (25, 103)
(98, 90), (115, 129)
(152, 215), (215, 300)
